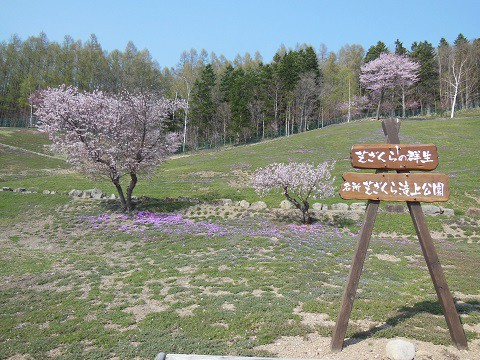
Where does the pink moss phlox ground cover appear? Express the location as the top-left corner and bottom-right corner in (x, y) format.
(83, 211), (359, 246)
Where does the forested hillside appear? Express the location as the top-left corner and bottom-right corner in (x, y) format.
(1, 32), (479, 150)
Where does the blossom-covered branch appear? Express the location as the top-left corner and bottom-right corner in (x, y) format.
(32, 85), (186, 211)
(360, 53), (420, 119)
(252, 161), (336, 224)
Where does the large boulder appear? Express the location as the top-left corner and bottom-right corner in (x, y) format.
(350, 202), (367, 212)
(89, 188), (105, 199)
(250, 201), (267, 210)
(69, 189), (83, 197)
(441, 208), (455, 217)
(218, 198), (233, 206)
(385, 338), (415, 360)
(69, 188), (105, 199)
(331, 203), (349, 211)
(386, 204), (406, 213)
(239, 200), (250, 209)
(280, 199), (294, 210)
(422, 205), (441, 215)
(312, 202), (324, 211)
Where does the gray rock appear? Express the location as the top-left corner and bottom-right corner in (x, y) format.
(50, 191), (56, 195)
(312, 202), (324, 211)
(154, 353), (166, 360)
(13, 188), (26, 193)
(386, 204), (406, 213)
(89, 188), (105, 199)
(239, 200), (250, 209)
(422, 205), (441, 215)
(109, 194), (116, 200)
(466, 207), (480, 217)
(42, 190), (51, 195)
(339, 211), (361, 221)
(441, 208), (455, 217)
(280, 199), (294, 210)
(69, 189), (83, 197)
(385, 338), (415, 360)
(350, 202), (367, 211)
(250, 201), (267, 210)
(218, 198), (233, 206)
(2, 187), (13, 191)
(331, 203), (349, 211)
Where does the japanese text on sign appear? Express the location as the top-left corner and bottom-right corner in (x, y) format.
(340, 173), (449, 202)
(350, 144), (438, 170)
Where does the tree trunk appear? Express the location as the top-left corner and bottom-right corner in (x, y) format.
(112, 177), (127, 211)
(125, 172), (138, 211)
(376, 90), (384, 120)
(391, 90), (395, 117)
(283, 187), (311, 225)
(347, 79), (351, 123)
(450, 88), (458, 118)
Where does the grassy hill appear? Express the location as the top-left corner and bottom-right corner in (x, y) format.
(1, 117), (480, 359)
(1, 116), (479, 232)
(2, 116), (480, 199)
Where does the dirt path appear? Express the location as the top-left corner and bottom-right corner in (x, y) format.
(0, 142), (63, 160)
(256, 334), (480, 359)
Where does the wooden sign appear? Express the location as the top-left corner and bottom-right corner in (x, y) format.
(351, 144), (438, 170)
(331, 119), (467, 353)
(340, 172), (449, 202)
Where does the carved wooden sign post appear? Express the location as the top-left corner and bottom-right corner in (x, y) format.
(331, 119), (468, 352)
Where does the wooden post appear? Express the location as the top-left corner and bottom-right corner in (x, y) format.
(330, 199), (380, 351)
(331, 120), (394, 352)
(387, 118), (467, 350)
(407, 202), (468, 349)
(331, 119), (467, 352)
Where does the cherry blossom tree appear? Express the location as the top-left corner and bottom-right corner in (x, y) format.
(252, 161), (335, 224)
(360, 53), (420, 119)
(32, 85), (185, 211)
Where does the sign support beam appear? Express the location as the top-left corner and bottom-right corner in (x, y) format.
(331, 119), (467, 352)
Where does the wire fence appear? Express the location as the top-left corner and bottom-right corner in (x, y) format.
(186, 108), (428, 152)
(3, 106), (479, 154)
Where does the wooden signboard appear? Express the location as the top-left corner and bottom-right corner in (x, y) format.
(340, 172), (449, 202)
(331, 119), (467, 353)
(351, 144), (438, 170)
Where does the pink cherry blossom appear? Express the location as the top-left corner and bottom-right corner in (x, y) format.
(252, 161), (336, 224)
(360, 53), (420, 119)
(32, 85), (185, 211)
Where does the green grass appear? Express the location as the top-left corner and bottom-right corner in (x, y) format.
(0, 127), (54, 154)
(1, 117), (480, 358)
(0, 200), (478, 359)
(2, 116), (480, 214)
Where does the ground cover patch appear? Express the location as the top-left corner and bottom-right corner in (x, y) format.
(0, 127), (53, 154)
(1, 199), (479, 359)
(1, 117), (480, 358)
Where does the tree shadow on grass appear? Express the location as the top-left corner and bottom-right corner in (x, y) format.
(344, 299), (479, 347)
(98, 196), (197, 213)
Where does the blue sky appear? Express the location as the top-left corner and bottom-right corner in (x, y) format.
(1, 0), (478, 68)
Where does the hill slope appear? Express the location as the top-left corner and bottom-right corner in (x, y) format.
(1, 116), (479, 213)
